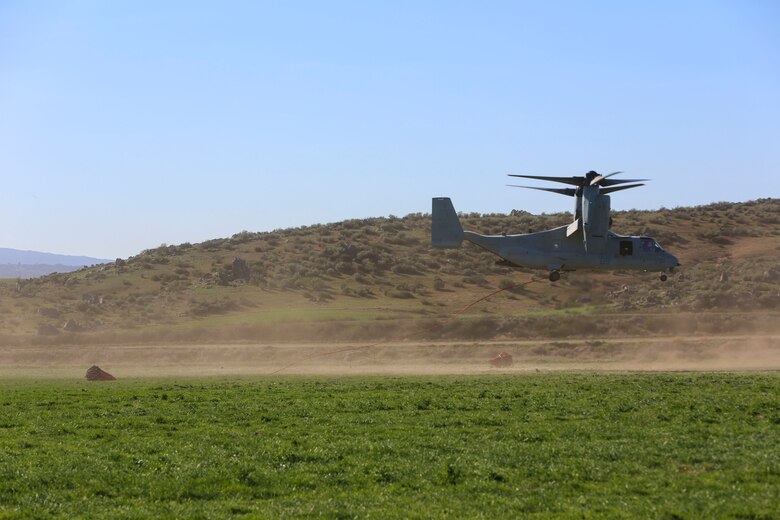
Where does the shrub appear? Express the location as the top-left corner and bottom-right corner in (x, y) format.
(388, 290), (414, 299)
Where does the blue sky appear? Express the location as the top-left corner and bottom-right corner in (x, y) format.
(1, 1), (778, 259)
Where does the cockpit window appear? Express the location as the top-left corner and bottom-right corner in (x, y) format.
(640, 237), (665, 253)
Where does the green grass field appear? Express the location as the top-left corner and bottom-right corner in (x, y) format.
(1, 374), (778, 518)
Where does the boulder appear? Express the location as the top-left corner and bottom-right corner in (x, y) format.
(86, 365), (116, 381)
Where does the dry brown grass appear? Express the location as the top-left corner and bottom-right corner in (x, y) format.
(1, 199), (778, 344)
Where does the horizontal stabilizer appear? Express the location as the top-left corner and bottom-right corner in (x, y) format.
(432, 197), (463, 248)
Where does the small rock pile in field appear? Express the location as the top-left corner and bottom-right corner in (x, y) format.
(85, 365), (116, 381)
(490, 352), (513, 368)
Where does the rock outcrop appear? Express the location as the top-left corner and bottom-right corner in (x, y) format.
(86, 365), (116, 381)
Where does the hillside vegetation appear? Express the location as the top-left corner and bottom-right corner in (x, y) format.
(2, 199), (779, 345)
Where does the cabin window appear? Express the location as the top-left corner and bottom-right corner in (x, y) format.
(620, 240), (633, 256)
(641, 238), (654, 253)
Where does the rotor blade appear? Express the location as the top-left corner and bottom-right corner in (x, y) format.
(599, 178), (650, 187)
(600, 183), (645, 194)
(507, 185), (576, 196)
(507, 174), (583, 186)
(589, 171), (623, 186)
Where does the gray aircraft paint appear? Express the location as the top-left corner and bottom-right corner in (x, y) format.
(432, 172), (679, 279)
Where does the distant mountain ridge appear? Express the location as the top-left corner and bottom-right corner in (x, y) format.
(0, 248), (111, 278)
(0, 248), (110, 267)
(0, 264), (85, 279)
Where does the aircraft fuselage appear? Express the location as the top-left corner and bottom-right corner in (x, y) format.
(463, 226), (678, 273)
(431, 196), (679, 279)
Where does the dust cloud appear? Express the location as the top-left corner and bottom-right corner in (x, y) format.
(1, 334), (778, 378)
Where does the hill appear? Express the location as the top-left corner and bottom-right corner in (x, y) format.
(2, 199), (779, 345)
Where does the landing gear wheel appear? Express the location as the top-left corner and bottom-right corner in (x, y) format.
(549, 270), (561, 282)
(659, 274), (668, 282)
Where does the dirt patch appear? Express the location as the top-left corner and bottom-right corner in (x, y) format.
(1, 334), (778, 378)
(729, 236), (780, 260)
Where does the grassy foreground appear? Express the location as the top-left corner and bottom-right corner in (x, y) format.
(1, 374), (778, 518)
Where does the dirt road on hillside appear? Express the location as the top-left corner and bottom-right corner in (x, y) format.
(1, 334), (779, 378)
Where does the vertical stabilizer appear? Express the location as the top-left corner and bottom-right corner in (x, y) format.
(431, 197), (464, 248)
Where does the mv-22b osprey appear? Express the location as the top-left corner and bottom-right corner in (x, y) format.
(432, 171), (680, 282)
